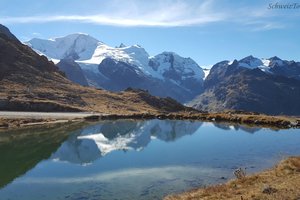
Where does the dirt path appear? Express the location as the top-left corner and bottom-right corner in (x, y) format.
(0, 111), (105, 119)
(0, 111), (108, 129)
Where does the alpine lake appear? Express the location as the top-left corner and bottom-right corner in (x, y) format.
(0, 119), (300, 200)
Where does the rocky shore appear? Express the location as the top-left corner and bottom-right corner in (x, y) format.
(90, 112), (300, 129)
(0, 111), (299, 129)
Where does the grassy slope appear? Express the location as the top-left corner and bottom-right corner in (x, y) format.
(165, 157), (300, 200)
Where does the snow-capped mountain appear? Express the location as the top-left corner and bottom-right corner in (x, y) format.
(237, 55), (270, 72)
(267, 56), (300, 80)
(26, 33), (100, 61)
(217, 55), (300, 80)
(237, 55), (300, 79)
(25, 34), (204, 103)
(79, 43), (156, 76)
(189, 55), (300, 115)
(149, 52), (204, 80)
(238, 55), (264, 69)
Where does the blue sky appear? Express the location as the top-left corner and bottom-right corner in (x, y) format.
(1, 0), (299, 65)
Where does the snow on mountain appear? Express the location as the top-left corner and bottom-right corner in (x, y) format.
(200, 65), (213, 80)
(25, 34), (298, 83)
(202, 68), (211, 80)
(26, 33), (204, 81)
(25, 33), (101, 61)
(237, 55), (272, 73)
(261, 58), (271, 67)
(206, 55), (300, 85)
(149, 52), (205, 81)
(268, 56), (284, 67)
(238, 55), (264, 69)
(78, 43), (162, 78)
(267, 56), (300, 80)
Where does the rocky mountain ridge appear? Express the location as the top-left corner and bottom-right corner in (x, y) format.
(26, 34), (204, 103)
(188, 56), (300, 115)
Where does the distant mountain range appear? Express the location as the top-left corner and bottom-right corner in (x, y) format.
(0, 24), (188, 114)
(25, 34), (205, 103)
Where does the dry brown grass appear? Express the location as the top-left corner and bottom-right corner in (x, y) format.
(165, 157), (300, 200)
(0, 76), (193, 115)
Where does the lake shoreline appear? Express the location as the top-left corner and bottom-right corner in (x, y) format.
(164, 156), (300, 200)
(0, 111), (299, 130)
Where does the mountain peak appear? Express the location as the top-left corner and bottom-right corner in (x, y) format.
(26, 33), (101, 60)
(118, 43), (126, 48)
(243, 55), (255, 59)
(161, 51), (177, 56)
(238, 55), (263, 69)
(269, 56), (282, 61)
(239, 55), (259, 62)
(49, 33), (99, 43)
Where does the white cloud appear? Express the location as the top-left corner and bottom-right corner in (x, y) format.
(0, 0), (227, 27)
(1, 14), (223, 27)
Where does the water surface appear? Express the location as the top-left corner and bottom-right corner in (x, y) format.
(0, 120), (300, 200)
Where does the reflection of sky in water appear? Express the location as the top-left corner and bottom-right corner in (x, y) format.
(0, 120), (300, 200)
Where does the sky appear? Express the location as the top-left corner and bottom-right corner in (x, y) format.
(0, 0), (299, 66)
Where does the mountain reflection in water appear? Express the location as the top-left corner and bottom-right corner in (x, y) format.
(51, 120), (202, 164)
